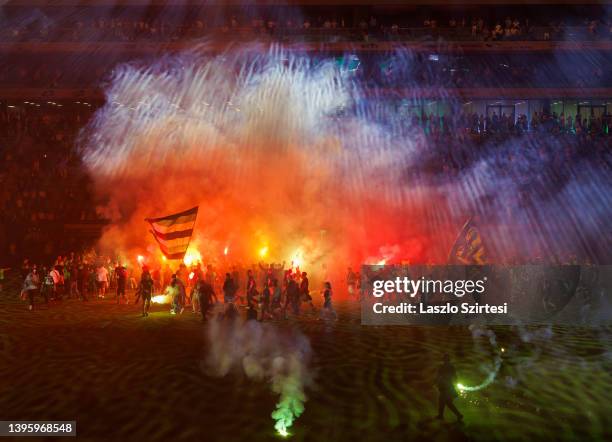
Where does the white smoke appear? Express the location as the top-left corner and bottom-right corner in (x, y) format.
(458, 324), (503, 392)
(79, 43), (612, 268)
(203, 317), (312, 435)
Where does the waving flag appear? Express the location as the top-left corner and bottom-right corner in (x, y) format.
(146, 206), (198, 260)
(448, 217), (487, 264)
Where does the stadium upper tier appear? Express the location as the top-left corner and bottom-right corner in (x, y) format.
(2, 3), (610, 97)
(0, 3), (610, 43)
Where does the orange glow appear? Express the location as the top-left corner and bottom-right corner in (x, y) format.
(290, 248), (304, 268)
(137, 255), (144, 263)
(189, 271), (195, 280)
(183, 248), (201, 266)
(82, 52), (464, 297)
(152, 294), (170, 304)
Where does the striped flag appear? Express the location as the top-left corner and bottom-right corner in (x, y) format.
(448, 217), (487, 264)
(146, 206), (198, 260)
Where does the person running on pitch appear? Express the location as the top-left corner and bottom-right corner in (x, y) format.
(195, 278), (217, 321)
(221, 272), (240, 322)
(435, 354), (463, 422)
(115, 264), (128, 304)
(222, 273), (237, 315)
(246, 283), (259, 321)
(270, 278), (282, 319)
(319, 281), (337, 320)
(21, 266), (40, 311)
(191, 276), (200, 314)
(300, 272), (316, 313)
(40, 266), (54, 304)
(164, 274), (184, 315)
(261, 279), (272, 320)
(283, 274), (300, 319)
(135, 270), (155, 317)
(246, 269), (257, 306)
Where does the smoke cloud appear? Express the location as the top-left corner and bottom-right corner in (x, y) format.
(80, 43), (611, 279)
(203, 317), (312, 435)
(80, 45), (441, 275)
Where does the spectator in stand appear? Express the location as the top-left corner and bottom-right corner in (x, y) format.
(0, 8), (608, 43)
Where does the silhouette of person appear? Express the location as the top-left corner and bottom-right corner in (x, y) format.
(436, 354), (463, 421)
(196, 278), (217, 321)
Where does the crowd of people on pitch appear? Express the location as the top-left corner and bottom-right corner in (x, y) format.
(18, 253), (141, 309)
(152, 261), (337, 322)
(17, 254), (339, 321)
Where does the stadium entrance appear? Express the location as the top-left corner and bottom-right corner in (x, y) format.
(486, 104), (516, 122)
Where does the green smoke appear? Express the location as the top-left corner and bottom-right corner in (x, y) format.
(205, 320), (311, 438)
(271, 355), (307, 436)
(457, 355), (502, 392)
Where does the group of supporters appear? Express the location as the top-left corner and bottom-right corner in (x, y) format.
(17, 253), (339, 322)
(146, 261), (338, 322)
(2, 8), (611, 43)
(451, 110), (610, 137)
(407, 117), (611, 208)
(17, 253), (140, 309)
(403, 110), (611, 138)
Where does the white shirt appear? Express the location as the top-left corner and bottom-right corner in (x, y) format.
(96, 266), (109, 282)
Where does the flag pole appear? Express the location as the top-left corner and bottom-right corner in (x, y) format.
(181, 210), (199, 263)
